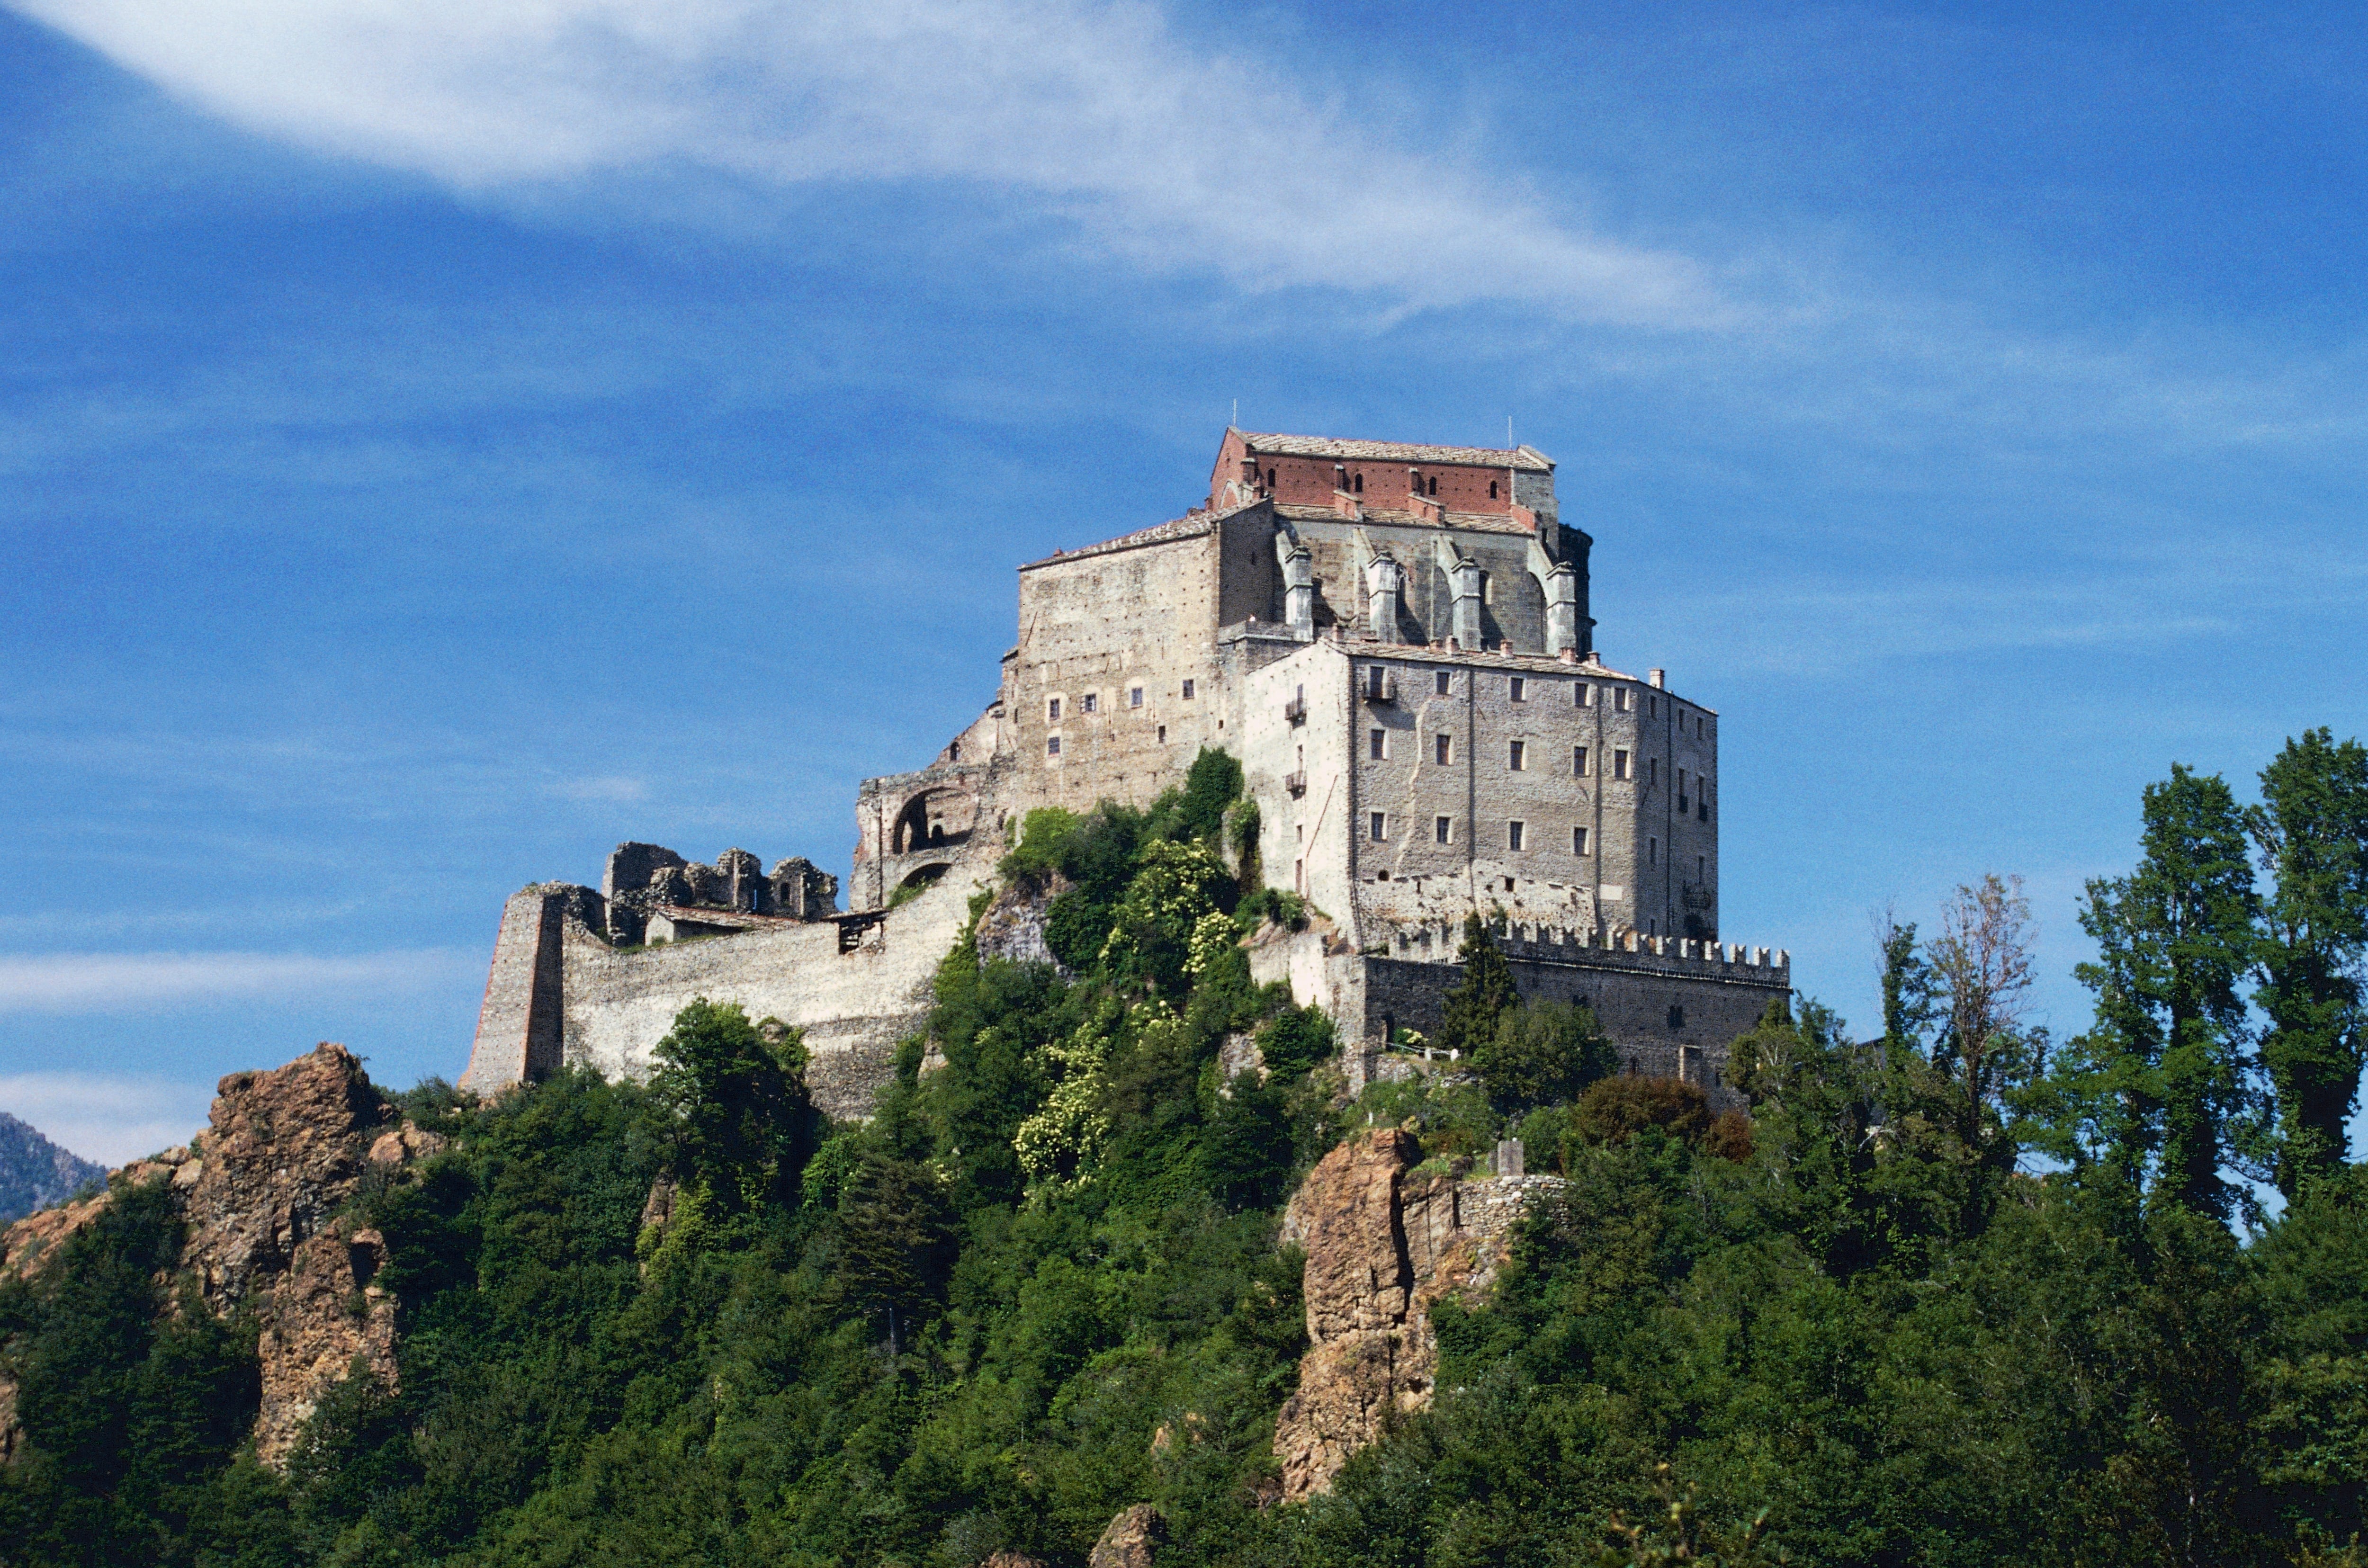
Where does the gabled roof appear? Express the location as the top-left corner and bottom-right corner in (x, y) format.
(1237, 431), (1553, 473)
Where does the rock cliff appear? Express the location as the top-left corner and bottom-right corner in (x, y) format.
(0, 1111), (104, 1225)
(1271, 1129), (1562, 1501)
(0, 1043), (441, 1469)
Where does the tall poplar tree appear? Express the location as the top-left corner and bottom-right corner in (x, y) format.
(2248, 728), (2368, 1198)
(2064, 765), (2262, 1220)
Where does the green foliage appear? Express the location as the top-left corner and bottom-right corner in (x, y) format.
(1253, 1004), (1333, 1079)
(1476, 1000), (1618, 1116)
(2251, 730), (2368, 1199)
(647, 1000), (820, 1219)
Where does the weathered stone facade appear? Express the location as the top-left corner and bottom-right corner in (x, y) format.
(461, 430), (1790, 1112)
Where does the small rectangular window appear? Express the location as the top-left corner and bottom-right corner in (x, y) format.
(1508, 820), (1525, 851)
(1369, 728), (1386, 760)
(1435, 816), (1452, 845)
(1129, 686), (1143, 708)
(1370, 812), (1387, 842)
(1573, 826), (1590, 856)
(1650, 836), (1659, 865)
(1081, 692), (1097, 714)
(1048, 697), (1061, 721)
(1508, 740), (1525, 771)
(1614, 749), (1631, 780)
(1573, 745), (1589, 777)
(1615, 689), (1631, 713)
(1435, 733), (1453, 766)
(1047, 736), (1061, 756)
(1510, 676), (1526, 702)
(1650, 696), (1659, 718)
(1576, 682), (1591, 708)
(1435, 670), (1451, 696)
(1698, 854), (1707, 881)
(1649, 758), (1659, 787)
(1182, 679), (1195, 700)
(1157, 725), (1166, 743)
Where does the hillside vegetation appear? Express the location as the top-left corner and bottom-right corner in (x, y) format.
(4, 735), (2368, 1568)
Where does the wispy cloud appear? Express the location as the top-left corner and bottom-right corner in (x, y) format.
(0, 949), (477, 1012)
(0, 1071), (212, 1165)
(548, 774), (648, 804)
(10, 0), (1725, 327)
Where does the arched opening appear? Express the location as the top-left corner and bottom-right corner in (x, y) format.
(892, 793), (932, 854)
(1489, 480), (1498, 499)
(1352, 473), (1363, 493)
(891, 861), (952, 906)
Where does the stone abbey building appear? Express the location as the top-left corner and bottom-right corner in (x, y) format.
(462, 431), (1790, 1116)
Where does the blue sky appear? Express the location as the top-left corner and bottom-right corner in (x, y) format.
(2, 0), (2363, 1165)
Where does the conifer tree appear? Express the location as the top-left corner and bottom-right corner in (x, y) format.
(2248, 728), (2368, 1198)
(1437, 912), (1518, 1055)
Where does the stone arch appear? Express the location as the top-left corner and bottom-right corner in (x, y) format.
(891, 784), (981, 854)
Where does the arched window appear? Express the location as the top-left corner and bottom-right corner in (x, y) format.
(1428, 476), (1439, 496)
(1266, 468), (1276, 485)
(1352, 473), (1363, 493)
(1489, 480), (1498, 499)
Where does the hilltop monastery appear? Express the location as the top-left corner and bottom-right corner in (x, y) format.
(460, 430), (1790, 1116)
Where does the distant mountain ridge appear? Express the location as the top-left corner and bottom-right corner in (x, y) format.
(0, 1111), (104, 1223)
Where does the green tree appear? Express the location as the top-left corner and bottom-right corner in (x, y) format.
(647, 998), (819, 1216)
(834, 1154), (959, 1356)
(1476, 1000), (1617, 1115)
(2249, 729), (2368, 1199)
(1436, 913), (1519, 1057)
(2054, 765), (2263, 1221)
(1875, 907), (1938, 1055)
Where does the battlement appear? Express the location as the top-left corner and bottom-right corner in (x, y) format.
(1384, 917), (1788, 979)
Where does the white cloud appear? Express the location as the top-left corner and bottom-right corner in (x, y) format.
(0, 1071), (213, 1166)
(0, 949), (477, 1012)
(8, 0), (1723, 326)
(548, 773), (648, 803)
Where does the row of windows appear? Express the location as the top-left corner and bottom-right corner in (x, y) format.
(1378, 728), (1697, 789)
(1047, 679), (1193, 723)
(1375, 665), (1711, 736)
(1266, 466), (1506, 501)
(1364, 813), (1705, 873)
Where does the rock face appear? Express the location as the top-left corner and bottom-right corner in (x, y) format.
(0, 1111), (104, 1225)
(1087, 1503), (1166, 1568)
(0, 1042), (442, 1470)
(1271, 1130), (1561, 1502)
(974, 873), (1070, 972)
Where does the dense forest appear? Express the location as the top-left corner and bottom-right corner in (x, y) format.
(4, 734), (2368, 1568)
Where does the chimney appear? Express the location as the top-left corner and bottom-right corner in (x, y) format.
(1648, 668), (1665, 689)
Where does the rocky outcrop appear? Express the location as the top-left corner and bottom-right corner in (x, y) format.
(1088, 1503), (1166, 1568)
(975, 873), (1070, 972)
(1271, 1130), (1562, 1502)
(0, 1043), (443, 1471)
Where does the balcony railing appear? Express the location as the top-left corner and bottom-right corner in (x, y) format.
(1359, 674), (1399, 704)
(1283, 696), (1308, 726)
(1284, 771), (1308, 797)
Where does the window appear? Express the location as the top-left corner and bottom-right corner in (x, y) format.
(1649, 758), (1659, 787)
(1410, 470), (1422, 493)
(1677, 768), (1689, 808)
(1081, 692), (1097, 714)
(1157, 725), (1166, 743)
(1369, 728), (1386, 760)
(1615, 688), (1630, 712)
(1489, 480), (1499, 499)
(1129, 686), (1143, 708)
(1614, 749), (1631, 780)
(1508, 820), (1525, 851)
(1650, 696), (1659, 718)
(1573, 745), (1589, 777)
(1435, 815), (1453, 844)
(1698, 854), (1707, 881)
(1182, 679), (1195, 700)
(1576, 682), (1592, 708)
(1047, 736), (1062, 756)
(1649, 836), (1659, 865)
(1370, 812), (1387, 842)
(1509, 740), (1526, 771)
(1429, 476), (1439, 496)
(1435, 670), (1451, 696)
(1048, 697), (1061, 721)
(1573, 826), (1590, 856)
(1266, 468), (1276, 486)
(1366, 664), (1388, 698)
(1353, 473), (1363, 493)
(1510, 676), (1526, 702)
(1294, 858), (1302, 890)
(1435, 733), (1453, 766)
